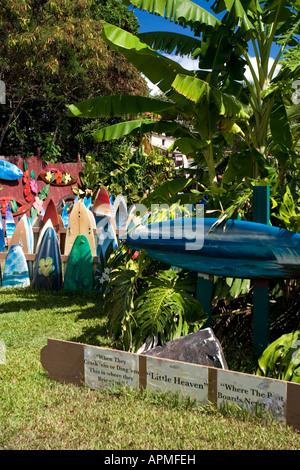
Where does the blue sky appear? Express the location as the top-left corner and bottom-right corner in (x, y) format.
(130, 0), (220, 35)
(127, 1), (282, 92)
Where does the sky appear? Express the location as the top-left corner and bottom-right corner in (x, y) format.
(127, 1), (282, 93)
(130, 0), (221, 34)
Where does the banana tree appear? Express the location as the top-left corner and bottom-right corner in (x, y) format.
(68, 0), (300, 189)
(67, 8), (250, 188)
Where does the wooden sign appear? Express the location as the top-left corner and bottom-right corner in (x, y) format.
(40, 338), (300, 431)
(145, 355), (209, 404)
(84, 346), (140, 391)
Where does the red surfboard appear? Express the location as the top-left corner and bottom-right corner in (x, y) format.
(92, 187), (111, 218)
(43, 199), (60, 240)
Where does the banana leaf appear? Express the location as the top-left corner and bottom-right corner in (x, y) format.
(67, 95), (176, 119)
(171, 74), (250, 119)
(92, 118), (194, 142)
(101, 22), (194, 96)
(139, 31), (202, 58)
(140, 177), (196, 207)
(257, 331), (300, 383)
(122, 0), (220, 32)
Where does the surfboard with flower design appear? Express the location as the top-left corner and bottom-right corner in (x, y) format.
(32, 226), (62, 291)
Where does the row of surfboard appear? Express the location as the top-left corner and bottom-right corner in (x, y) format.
(0, 189), (139, 252)
(0, 188), (142, 291)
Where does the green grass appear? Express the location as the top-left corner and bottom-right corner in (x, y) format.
(0, 287), (299, 450)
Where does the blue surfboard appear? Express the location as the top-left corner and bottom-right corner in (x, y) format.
(95, 218), (118, 291)
(112, 195), (128, 234)
(0, 160), (23, 180)
(32, 226), (62, 290)
(83, 196), (92, 211)
(0, 215), (5, 252)
(96, 218), (118, 259)
(61, 204), (69, 228)
(27, 217), (34, 254)
(5, 203), (16, 239)
(124, 218), (300, 280)
(2, 245), (30, 288)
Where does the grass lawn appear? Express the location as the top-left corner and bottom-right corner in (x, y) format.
(0, 287), (299, 450)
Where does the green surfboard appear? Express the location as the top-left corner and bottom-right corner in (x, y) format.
(63, 234), (94, 291)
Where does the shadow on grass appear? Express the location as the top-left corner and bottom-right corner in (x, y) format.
(0, 287), (103, 314)
(0, 287), (112, 348)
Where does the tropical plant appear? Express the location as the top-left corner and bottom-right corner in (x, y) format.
(80, 142), (176, 204)
(257, 330), (300, 383)
(99, 245), (206, 352)
(133, 268), (206, 352)
(68, 0), (300, 193)
(68, 0), (300, 349)
(272, 185), (300, 232)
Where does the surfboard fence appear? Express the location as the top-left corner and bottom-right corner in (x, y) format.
(40, 338), (300, 432)
(0, 225), (100, 274)
(0, 250), (99, 276)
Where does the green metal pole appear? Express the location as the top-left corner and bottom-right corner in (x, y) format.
(252, 186), (270, 360)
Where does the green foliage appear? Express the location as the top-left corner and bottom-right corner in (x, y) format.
(273, 185), (300, 233)
(213, 277), (251, 305)
(80, 143), (176, 205)
(257, 331), (300, 383)
(69, 0), (300, 193)
(0, 0), (147, 159)
(100, 246), (206, 352)
(133, 269), (206, 351)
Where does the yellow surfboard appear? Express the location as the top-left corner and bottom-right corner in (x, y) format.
(64, 200), (96, 256)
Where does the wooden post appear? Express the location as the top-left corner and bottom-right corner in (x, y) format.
(196, 273), (213, 327)
(252, 186), (270, 360)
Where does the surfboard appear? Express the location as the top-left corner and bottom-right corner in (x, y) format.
(32, 226), (62, 291)
(58, 214), (65, 229)
(96, 217), (118, 261)
(83, 196), (92, 211)
(126, 205), (141, 233)
(95, 218), (118, 291)
(92, 187), (111, 218)
(125, 217), (300, 280)
(8, 214), (30, 253)
(26, 217), (34, 254)
(61, 204), (69, 228)
(32, 214), (44, 230)
(111, 195), (128, 235)
(2, 244), (30, 288)
(5, 203), (16, 239)
(0, 160), (23, 180)
(64, 200), (96, 256)
(0, 215), (5, 252)
(63, 234), (94, 291)
(43, 199), (60, 240)
(35, 219), (54, 254)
